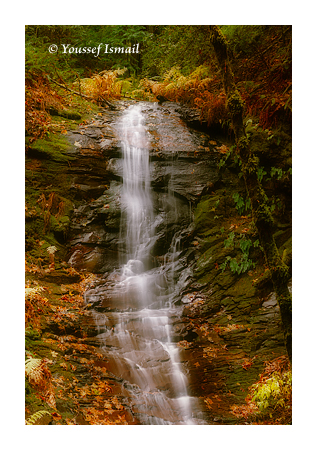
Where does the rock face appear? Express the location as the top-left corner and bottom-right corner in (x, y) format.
(66, 101), (223, 273)
(112, 102), (221, 202)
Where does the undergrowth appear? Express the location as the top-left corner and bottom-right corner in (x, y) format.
(139, 65), (228, 126)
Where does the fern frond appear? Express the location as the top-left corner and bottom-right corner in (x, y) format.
(25, 357), (56, 408)
(25, 357), (44, 386)
(25, 286), (44, 300)
(25, 410), (52, 425)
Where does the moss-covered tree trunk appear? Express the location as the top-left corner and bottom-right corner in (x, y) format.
(209, 26), (292, 362)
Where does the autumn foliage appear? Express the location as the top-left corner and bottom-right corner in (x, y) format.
(136, 26), (291, 131)
(230, 356), (292, 424)
(79, 68), (126, 102)
(25, 271), (131, 425)
(25, 75), (61, 143)
(140, 65), (228, 126)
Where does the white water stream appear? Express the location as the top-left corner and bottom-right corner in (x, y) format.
(86, 104), (202, 424)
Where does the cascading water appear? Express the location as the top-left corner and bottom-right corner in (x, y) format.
(85, 103), (204, 424)
(119, 105), (154, 267)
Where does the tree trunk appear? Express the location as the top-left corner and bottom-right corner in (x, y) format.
(209, 26), (292, 362)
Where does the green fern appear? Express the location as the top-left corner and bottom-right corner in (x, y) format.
(25, 410), (52, 425)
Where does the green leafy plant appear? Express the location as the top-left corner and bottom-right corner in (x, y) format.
(220, 234), (257, 274)
(270, 166), (283, 180)
(268, 167), (292, 182)
(232, 193), (244, 215)
(257, 167), (267, 182)
(220, 254), (254, 274)
(224, 231), (235, 248)
(220, 253), (255, 275)
(232, 192), (251, 215)
(218, 145), (237, 170)
(218, 158), (226, 170)
(239, 237), (252, 254)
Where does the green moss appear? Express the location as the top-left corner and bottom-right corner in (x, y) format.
(194, 196), (221, 234)
(25, 327), (41, 341)
(255, 195), (275, 227)
(51, 214), (70, 232)
(274, 229), (292, 249)
(28, 134), (74, 162)
(25, 381), (47, 411)
(49, 107), (82, 121)
(228, 90), (244, 116)
(59, 110), (82, 120)
(26, 233), (65, 264)
(226, 273), (257, 297)
(49, 197), (73, 240)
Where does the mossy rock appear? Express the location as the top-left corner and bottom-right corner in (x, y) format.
(60, 110), (82, 120)
(225, 274), (257, 300)
(49, 197), (74, 241)
(273, 227), (292, 248)
(25, 327), (41, 341)
(48, 107), (82, 121)
(195, 246), (217, 275)
(27, 134), (74, 162)
(38, 268), (81, 284)
(194, 195), (221, 234)
(249, 129), (291, 170)
(50, 215), (70, 241)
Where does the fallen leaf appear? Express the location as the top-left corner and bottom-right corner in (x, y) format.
(242, 359), (253, 370)
(216, 144), (229, 154)
(204, 398), (213, 409)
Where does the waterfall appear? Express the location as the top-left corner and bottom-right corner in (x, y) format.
(119, 104), (154, 267)
(86, 103), (203, 424)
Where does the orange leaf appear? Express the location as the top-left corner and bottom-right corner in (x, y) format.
(242, 359), (253, 370)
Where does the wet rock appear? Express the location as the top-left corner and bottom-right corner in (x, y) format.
(262, 292), (278, 308)
(67, 181), (124, 272)
(151, 160), (219, 202)
(181, 293), (196, 304)
(68, 244), (120, 273)
(38, 269), (81, 284)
